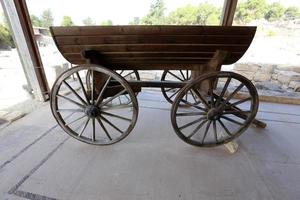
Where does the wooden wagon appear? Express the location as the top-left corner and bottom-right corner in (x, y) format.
(50, 25), (266, 148)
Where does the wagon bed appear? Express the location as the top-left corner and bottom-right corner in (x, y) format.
(50, 25), (266, 149)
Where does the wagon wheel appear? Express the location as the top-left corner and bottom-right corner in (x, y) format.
(87, 70), (140, 104)
(51, 64), (138, 145)
(171, 71), (258, 147)
(161, 70), (196, 105)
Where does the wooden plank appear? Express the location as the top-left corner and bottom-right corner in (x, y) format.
(51, 26), (256, 36)
(64, 52), (244, 59)
(59, 44), (249, 54)
(55, 35), (253, 45)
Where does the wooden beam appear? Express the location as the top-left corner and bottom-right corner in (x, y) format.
(1, 0), (49, 101)
(220, 0), (238, 26)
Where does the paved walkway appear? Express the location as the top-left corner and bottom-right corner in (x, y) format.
(0, 91), (300, 200)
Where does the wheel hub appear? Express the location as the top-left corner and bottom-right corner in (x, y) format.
(85, 105), (100, 118)
(207, 108), (221, 120)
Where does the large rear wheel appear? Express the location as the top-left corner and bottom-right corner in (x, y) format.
(50, 64), (138, 145)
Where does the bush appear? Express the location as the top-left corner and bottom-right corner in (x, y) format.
(0, 24), (15, 49)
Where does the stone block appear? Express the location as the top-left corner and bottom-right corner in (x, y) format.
(233, 63), (259, 72)
(289, 81), (300, 92)
(259, 64), (276, 73)
(276, 70), (300, 85)
(234, 71), (255, 80)
(253, 72), (271, 82)
(271, 73), (278, 81)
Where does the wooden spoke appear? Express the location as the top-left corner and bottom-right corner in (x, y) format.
(176, 112), (206, 117)
(187, 119), (208, 139)
(96, 117), (112, 140)
(76, 72), (90, 104)
(101, 111), (132, 122)
(57, 109), (83, 113)
(190, 90), (198, 103)
(224, 83), (244, 104)
(78, 117), (90, 137)
(213, 120), (218, 143)
(165, 88), (174, 93)
(167, 71), (184, 82)
(230, 97), (252, 107)
(179, 99), (207, 111)
(57, 94), (85, 109)
(99, 88), (127, 107)
(209, 79), (214, 108)
(119, 70), (124, 75)
(99, 115), (123, 134)
(221, 116), (244, 126)
(216, 77), (231, 106)
(179, 117), (206, 130)
(123, 71), (135, 78)
(92, 118), (95, 141)
(95, 76), (112, 105)
(201, 120), (212, 144)
(168, 88), (180, 99)
(217, 119), (232, 136)
(63, 81), (87, 105)
(101, 104), (132, 111)
(65, 114), (86, 126)
(91, 70), (95, 104)
(223, 110), (251, 115)
(191, 89), (210, 109)
(179, 70), (186, 80)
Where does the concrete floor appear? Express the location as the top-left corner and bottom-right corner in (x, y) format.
(0, 90), (300, 200)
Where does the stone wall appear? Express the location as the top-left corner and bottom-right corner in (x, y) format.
(233, 63), (300, 92)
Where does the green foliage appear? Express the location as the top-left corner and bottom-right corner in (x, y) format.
(284, 6), (300, 20)
(40, 9), (54, 27)
(141, 0), (166, 25)
(61, 16), (74, 26)
(264, 2), (285, 22)
(83, 17), (95, 25)
(100, 20), (113, 25)
(0, 24), (15, 48)
(30, 14), (42, 27)
(166, 3), (220, 25)
(235, 0), (268, 23)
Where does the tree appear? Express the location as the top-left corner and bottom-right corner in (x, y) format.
(167, 5), (200, 25)
(30, 14), (42, 27)
(196, 3), (220, 25)
(0, 24), (15, 48)
(40, 9), (54, 27)
(61, 16), (74, 26)
(264, 2), (285, 22)
(129, 17), (140, 25)
(141, 0), (166, 25)
(83, 17), (95, 25)
(166, 3), (220, 25)
(284, 6), (300, 20)
(100, 20), (113, 25)
(235, 0), (267, 24)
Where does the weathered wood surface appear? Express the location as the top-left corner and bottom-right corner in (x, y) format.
(50, 25), (256, 70)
